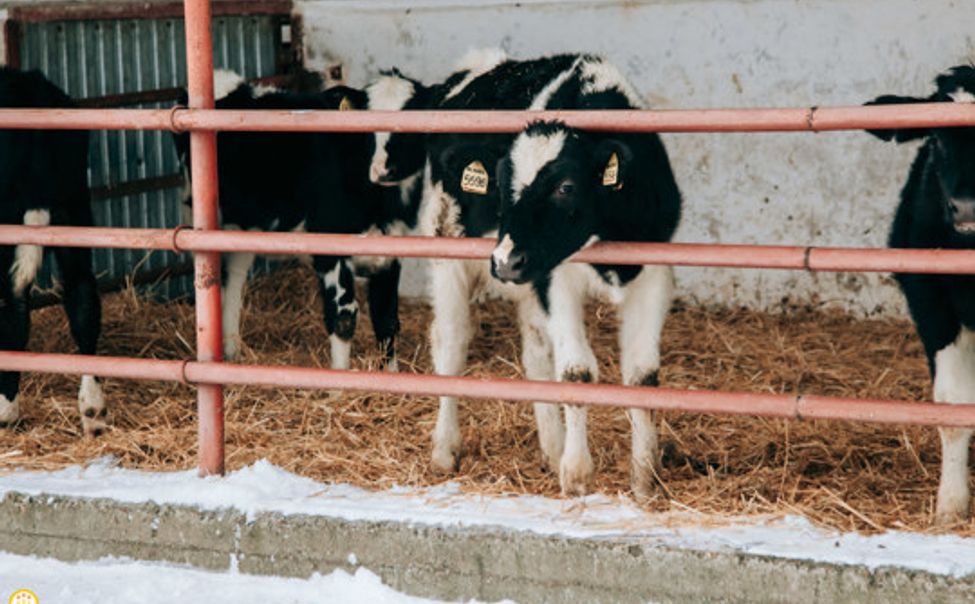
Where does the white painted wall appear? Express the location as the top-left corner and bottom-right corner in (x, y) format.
(299, 0), (974, 315)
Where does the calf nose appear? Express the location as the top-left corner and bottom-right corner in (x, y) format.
(369, 163), (388, 183)
(950, 198), (975, 230)
(492, 250), (527, 282)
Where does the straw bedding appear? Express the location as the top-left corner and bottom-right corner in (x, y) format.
(1, 263), (970, 535)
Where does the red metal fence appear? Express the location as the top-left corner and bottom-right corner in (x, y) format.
(2, 0), (975, 477)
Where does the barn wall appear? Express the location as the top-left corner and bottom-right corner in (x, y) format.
(297, 0), (975, 316)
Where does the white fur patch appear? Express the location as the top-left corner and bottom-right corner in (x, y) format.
(932, 328), (975, 520)
(11, 209), (50, 295)
(933, 328), (975, 404)
(949, 87), (975, 104)
(78, 375), (105, 413)
(221, 251), (256, 360)
(444, 47), (507, 101)
(528, 57), (583, 110)
(398, 172), (421, 206)
(492, 234), (515, 265)
(509, 130), (567, 201)
(330, 333), (351, 370)
(213, 69), (245, 101)
(366, 74), (417, 182)
(323, 261), (345, 300)
(251, 83), (281, 98)
(0, 394), (19, 424)
(579, 57), (645, 107)
(366, 73), (416, 111)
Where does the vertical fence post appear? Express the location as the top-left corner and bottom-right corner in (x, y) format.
(183, 0), (224, 476)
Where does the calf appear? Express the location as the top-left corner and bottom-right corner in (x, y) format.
(866, 65), (975, 523)
(373, 53), (681, 497)
(0, 67), (105, 436)
(489, 59), (681, 498)
(177, 71), (422, 369)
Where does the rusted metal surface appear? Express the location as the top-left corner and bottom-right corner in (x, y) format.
(184, 0), (224, 477)
(2, 350), (975, 428)
(7, 1), (292, 23)
(3, 226), (975, 275)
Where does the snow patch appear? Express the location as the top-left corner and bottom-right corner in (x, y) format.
(0, 552), (501, 604)
(1, 458), (974, 578)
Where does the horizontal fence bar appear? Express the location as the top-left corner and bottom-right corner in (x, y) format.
(0, 350), (972, 428)
(0, 103), (972, 133)
(0, 225), (974, 274)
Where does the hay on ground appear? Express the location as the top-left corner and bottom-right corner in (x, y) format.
(1, 263), (967, 535)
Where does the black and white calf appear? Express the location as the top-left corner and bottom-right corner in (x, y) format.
(0, 67), (104, 436)
(866, 65), (975, 523)
(372, 53), (681, 497)
(177, 71), (422, 369)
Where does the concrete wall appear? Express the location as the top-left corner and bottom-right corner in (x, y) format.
(296, 0), (975, 315)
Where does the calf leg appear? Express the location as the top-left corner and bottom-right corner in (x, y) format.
(220, 252), (254, 361)
(620, 265), (673, 500)
(221, 251), (256, 360)
(546, 266), (597, 496)
(0, 290), (29, 426)
(54, 243), (106, 437)
(367, 259), (401, 372)
(430, 260), (472, 472)
(316, 256), (358, 370)
(932, 328), (975, 523)
(517, 297), (562, 471)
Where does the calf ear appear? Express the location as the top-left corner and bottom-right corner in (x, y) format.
(593, 139), (633, 190)
(438, 144), (495, 196)
(863, 94), (932, 142)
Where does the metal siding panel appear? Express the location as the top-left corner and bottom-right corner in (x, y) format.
(17, 15), (282, 300)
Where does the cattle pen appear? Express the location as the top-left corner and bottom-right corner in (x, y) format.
(2, 0), (975, 601)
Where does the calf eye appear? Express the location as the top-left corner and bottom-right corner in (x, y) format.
(556, 180), (575, 196)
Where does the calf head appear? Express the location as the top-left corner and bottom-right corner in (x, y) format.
(430, 135), (508, 236)
(365, 69), (432, 185)
(492, 121), (628, 284)
(867, 66), (975, 234)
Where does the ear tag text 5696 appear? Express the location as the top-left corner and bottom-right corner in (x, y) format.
(602, 152), (620, 188)
(461, 161), (489, 195)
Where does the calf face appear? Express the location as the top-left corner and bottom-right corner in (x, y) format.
(867, 66), (975, 234)
(492, 121), (626, 284)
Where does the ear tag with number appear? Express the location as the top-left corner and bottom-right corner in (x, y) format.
(602, 152), (620, 187)
(338, 96), (354, 111)
(461, 161), (489, 195)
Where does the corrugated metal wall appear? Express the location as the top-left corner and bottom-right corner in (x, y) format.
(18, 14), (282, 299)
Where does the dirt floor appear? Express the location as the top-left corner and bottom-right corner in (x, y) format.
(1, 264), (970, 536)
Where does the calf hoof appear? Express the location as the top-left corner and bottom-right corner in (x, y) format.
(81, 414), (110, 438)
(539, 448), (561, 474)
(560, 450), (594, 497)
(223, 340), (240, 361)
(0, 395), (20, 426)
(935, 495), (971, 526)
(630, 457), (659, 503)
(79, 376), (109, 438)
(431, 445), (459, 474)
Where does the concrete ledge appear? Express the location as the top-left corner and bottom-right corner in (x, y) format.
(0, 491), (972, 603)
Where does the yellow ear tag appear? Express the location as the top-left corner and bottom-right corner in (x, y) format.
(338, 96), (354, 111)
(461, 160), (489, 195)
(602, 152), (619, 187)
